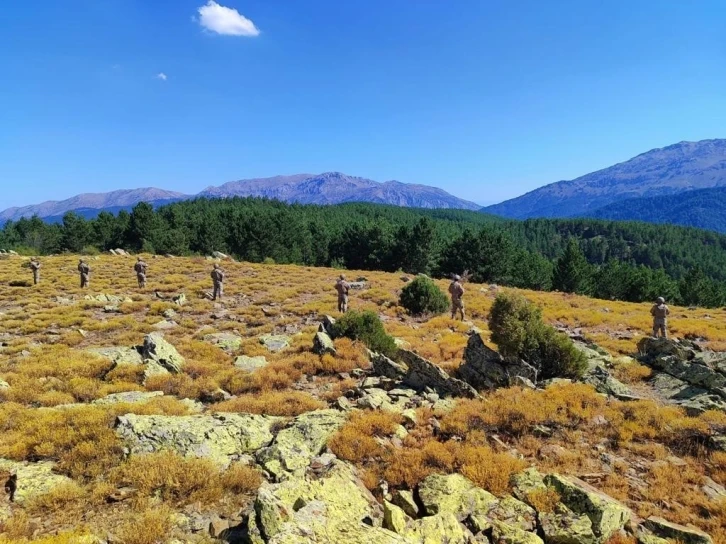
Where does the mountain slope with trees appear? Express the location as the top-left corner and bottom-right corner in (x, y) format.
(4, 198), (726, 307)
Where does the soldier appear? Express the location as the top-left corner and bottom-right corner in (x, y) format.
(335, 274), (350, 313)
(211, 263), (225, 301)
(449, 274), (465, 320)
(134, 257), (148, 288)
(78, 259), (90, 288)
(29, 258), (41, 285)
(650, 296), (670, 338)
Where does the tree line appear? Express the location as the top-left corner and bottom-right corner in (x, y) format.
(2, 197), (726, 307)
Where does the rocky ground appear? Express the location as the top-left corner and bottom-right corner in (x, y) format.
(0, 254), (724, 544)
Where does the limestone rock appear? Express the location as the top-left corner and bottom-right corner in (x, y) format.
(643, 516), (713, 544)
(235, 355), (269, 372)
(142, 332), (185, 374)
(399, 349), (479, 399)
(257, 409), (347, 479)
(93, 390), (164, 405)
(0, 459), (74, 505)
(115, 412), (282, 467)
(459, 333), (538, 389)
(260, 334), (291, 353)
(313, 331), (337, 356)
(205, 332), (243, 352)
(545, 474), (630, 542)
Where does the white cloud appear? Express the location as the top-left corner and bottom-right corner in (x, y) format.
(156, 73), (168, 81)
(196, 1), (260, 37)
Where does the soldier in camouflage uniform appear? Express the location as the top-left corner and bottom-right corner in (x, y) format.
(335, 274), (350, 313)
(211, 263), (225, 301)
(650, 296), (670, 338)
(78, 259), (90, 288)
(448, 274), (465, 320)
(29, 258), (41, 285)
(134, 257), (148, 288)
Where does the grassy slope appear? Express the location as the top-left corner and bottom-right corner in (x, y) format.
(0, 255), (723, 543)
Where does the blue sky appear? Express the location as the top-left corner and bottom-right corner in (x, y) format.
(1, 1), (725, 208)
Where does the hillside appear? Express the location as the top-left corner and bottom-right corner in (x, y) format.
(0, 173), (479, 223)
(0, 255), (723, 543)
(485, 139), (726, 219)
(590, 186), (726, 233)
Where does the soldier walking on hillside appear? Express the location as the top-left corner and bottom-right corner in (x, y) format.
(335, 274), (350, 313)
(78, 259), (90, 288)
(29, 258), (41, 285)
(211, 263), (225, 301)
(449, 274), (466, 320)
(134, 257), (148, 288)
(651, 296), (670, 339)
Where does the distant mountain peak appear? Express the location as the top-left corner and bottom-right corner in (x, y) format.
(484, 138), (726, 220)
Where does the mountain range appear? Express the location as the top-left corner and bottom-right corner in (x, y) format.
(0, 172), (480, 223)
(485, 139), (726, 221)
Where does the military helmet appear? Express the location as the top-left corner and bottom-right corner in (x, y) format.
(656, 297), (665, 304)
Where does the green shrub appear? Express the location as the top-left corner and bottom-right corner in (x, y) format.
(399, 276), (450, 316)
(331, 310), (398, 358)
(488, 292), (587, 380)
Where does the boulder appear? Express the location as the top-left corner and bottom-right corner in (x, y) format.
(642, 516), (713, 544)
(257, 409), (348, 479)
(384, 500), (410, 534)
(348, 281), (367, 290)
(370, 351), (408, 380)
(545, 474), (630, 542)
(313, 331), (337, 356)
(417, 474), (498, 521)
(242, 460), (411, 544)
(205, 332), (243, 352)
(322, 315), (336, 336)
(399, 349), (479, 399)
(89, 346), (144, 368)
(260, 334), (291, 353)
(0, 459), (74, 505)
(115, 412), (282, 467)
(581, 364), (637, 401)
(93, 390), (164, 405)
(0, 379), (9, 390)
(539, 503), (597, 544)
(173, 293), (187, 306)
(405, 512), (473, 544)
(491, 521), (544, 544)
(141, 332), (185, 374)
(458, 333), (538, 389)
(235, 355), (269, 372)
(84, 293), (132, 304)
(212, 251), (228, 260)
(392, 490), (419, 518)
(162, 308), (177, 320)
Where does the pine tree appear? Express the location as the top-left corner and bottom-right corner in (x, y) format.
(552, 238), (592, 294)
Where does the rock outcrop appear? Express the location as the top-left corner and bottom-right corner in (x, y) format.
(313, 331), (336, 356)
(0, 459), (74, 505)
(458, 332), (538, 389)
(115, 413), (281, 467)
(235, 355), (269, 372)
(141, 332), (185, 374)
(398, 349), (478, 399)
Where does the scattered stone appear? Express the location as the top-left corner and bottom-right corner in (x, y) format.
(321, 315), (336, 335)
(103, 305), (120, 313)
(643, 517), (713, 544)
(259, 334), (291, 353)
(142, 332), (185, 374)
(458, 333), (538, 389)
(115, 412), (282, 468)
(399, 349), (478, 399)
(0, 379), (9, 390)
(234, 355), (269, 372)
(84, 293), (132, 304)
(313, 331), (336, 356)
(400, 409), (418, 426)
(370, 351), (408, 380)
(539, 503), (597, 544)
(0, 459), (74, 505)
(348, 281), (367, 290)
(491, 521), (544, 544)
(93, 391), (164, 405)
(205, 332), (243, 352)
(212, 251), (228, 260)
(256, 409), (347, 479)
(701, 477), (726, 501)
(162, 308), (177, 320)
(173, 293), (187, 306)
(152, 319), (177, 330)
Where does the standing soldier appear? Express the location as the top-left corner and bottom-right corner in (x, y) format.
(78, 259), (90, 288)
(134, 257), (148, 288)
(29, 258), (41, 285)
(449, 274), (465, 320)
(335, 274), (350, 313)
(211, 263), (225, 301)
(650, 296), (670, 338)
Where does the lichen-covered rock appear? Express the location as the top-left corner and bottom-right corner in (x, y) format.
(205, 332), (243, 352)
(511, 467), (547, 502)
(399, 349), (479, 399)
(643, 516), (713, 544)
(417, 473), (498, 520)
(392, 490), (419, 518)
(405, 512), (473, 544)
(93, 390), (164, 405)
(545, 474), (630, 542)
(313, 331), (336, 356)
(142, 332), (185, 374)
(257, 409), (347, 479)
(260, 334), (291, 353)
(0, 459), (74, 505)
(0, 379), (9, 389)
(84, 293), (132, 304)
(384, 500), (410, 534)
(370, 351), (408, 380)
(115, 412), (281, 467)
(235, 355), (269, 372)
(89, 346), (143, 367)
(491, 521), (544, 544)
(486, 496), (537, 533)
(459, 333), (538, 389)
(539, 503), (597, 544)
(581, 364), (637, 401)
(246, 460), (411, 544)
